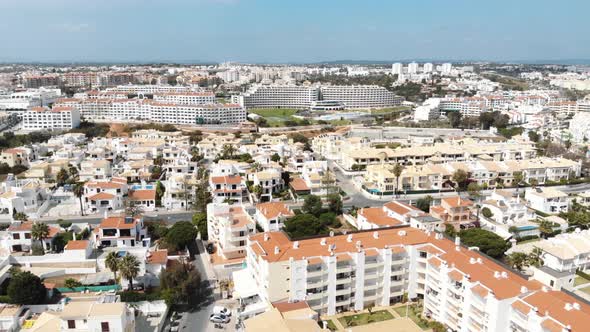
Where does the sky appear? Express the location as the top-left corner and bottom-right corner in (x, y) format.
(1, 0), (589, 63)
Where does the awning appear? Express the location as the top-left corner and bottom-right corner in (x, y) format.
(232, 269), (259, 299)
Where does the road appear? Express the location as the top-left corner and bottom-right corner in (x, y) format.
(37, 210), (195, 225)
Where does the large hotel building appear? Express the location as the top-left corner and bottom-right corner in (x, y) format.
(233, 84), (404, 110)
(244, 226), (589, 331)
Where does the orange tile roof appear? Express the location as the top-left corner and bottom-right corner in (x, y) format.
(511, 299), (532, 315)
(99, 216), (138, 229)
(448, 270), (463, 281)
(471, 284), (489, 298)
(272, 300), (310, 313)
(86, 181), (125, 189)
(147, 250), (168, 264)
(289, 178), (310, 191)
(541, 318), (565, 332)
(129, 189), (156, 201)
(65, 240), (89, 250)
(359, 207), (404, 227)
(89, 192), (116, 200)
(521, 290), (590, 332)
(442, 196), (474, 208)
(7, 222), (59, 238)
(211, 175), (242, 185)
(384, 201), (422, 216)
(257, 202), (294, 220)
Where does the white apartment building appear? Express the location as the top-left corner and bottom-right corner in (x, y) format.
(319, 85), (403, 109)
(22, 106), (81, 131)
(423, 63), (433, 73)
(408, 62), (418, 74)
(207, 203), (256, 261)
(391, 63), (402, 76)
(243, 227), (590, 331)
(525, 187), (569, 214)
(480, 190), (528, 225)
(414, 98), (441, 121)
(441, 63), (452, 75)
(106, 84), (194, 94)
(0, 88), (61, 112)
(251, 170), (284, 202)
(210, 174), (247, 203)
(152, 91), (216, 105)
(234, 84), (319, 109)
(569, 112), (590, 143)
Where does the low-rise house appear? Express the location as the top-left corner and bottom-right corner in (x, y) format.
(429, 196), (477, 230)
(92, 215), (150, 248)
(0, 176), (51, 221)
(0, 148), (30, 167)
(83, 178), (128, 215)
(534, 229), (590, 272)
(79, 159), (112, 181)
(207, 203), (256, 261)
(7, 221), (59, 253)
(300, 161), (329, 196)
(251, 170), (283, 202)
(480, 189), (528, 225)
(254, 202), (294, 232)
(127, 189), (157, 212)
(525, 187), (569, 214)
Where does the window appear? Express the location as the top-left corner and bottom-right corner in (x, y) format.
(12, 233), (20, 240)
(101, 322), (110, 332)
(68, 320), (76, 329)
(25, 233), (31, 239)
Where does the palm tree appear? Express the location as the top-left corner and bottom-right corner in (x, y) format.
(31, 222), (50, 254)
(68, 164), (79, 182)
(73, 182), (85, 216)
(119, 255), (140, 290)
(221, 144), (235, 159)
(105, 251), (121, 282)
(391, 163), (404, 196)
(513, 171), (524, 193)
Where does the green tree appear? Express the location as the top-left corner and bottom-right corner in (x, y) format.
(192, 212), (208, 241)
(64, 278), (82, 289)
(458, 228), (510, 259)
(155, 181), (165, 207)
(7, 270), (46, 304)
(13, 212), (28, 221)
(481, 207), (493, 219)
(538, 219), (554, 239)
(105, 251), (121, 282)
(253, 185), (263, 200)
(415, 196), (433, 213)
(164, 221), (198, 251)
(73, 181), (85, 216)
(119, 255), (140, 290)
(448, 111), (462, 128)
(56, 168), (69, 186)
(302, 195), (322, 216)
(270, 153), (281, 163)
(527, 247), (544, 267)
(467, 182), (481, 198)
(391, 163), (404, 196)
(284, 214), (328, 239)
(506, 252), (529, 271)
(221, 144), (235, 159)
(31, 222), (50, 254)
(452, 169), (469, 192)
(326, 194), (343, 214)
(160, 260), (202, 307)
(512, 171), (524, 191)
(194, 178), (211, 213)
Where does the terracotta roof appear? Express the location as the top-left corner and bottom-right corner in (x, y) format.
(541, 318), (565, 332)
(257, 202), (294, 220)
(272, 300), (310, 313)
(442, 196), (474, 208)
(89, 192), (116, 200)
(384, 201), (422, 216)
(65, 240), (89, 250)
(511, 299), (532, 315)
(86, 181), (125, 189)
(359, 207), (404, 227)
(211, 175), (242, 185)
(129, 189), (156, 200)
(147, 250), (168, 265)
(521, 290), (590, 332)
(8, 222), (59, 238)
(99, 216), (138, 229)
(289, 178), (310, 191)
(471, 284), (489, 298)
(448, 270), (464, 281)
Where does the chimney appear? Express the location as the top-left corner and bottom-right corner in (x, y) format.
(476, 257), (483, 264)
(454, 236), (461, 246)
(564, 303), (573, 311)
(573, 303), (581, 310)
(264, 233), (269, 241)
(293, 241), (299, 249)
(347, 234), (353, 243)
(520, 286), (528, 293)
(274, 246), (280, 255)
(397, 230), (406, 236)
(541, 286), (548, 292)
(501, 271), (508, 279)
(469, 258), (477, 264)
(329, 231), (334, 237)
(373, 231), (379, 239)
(494, 271), (501, 279)
(320, 238), (327, 246)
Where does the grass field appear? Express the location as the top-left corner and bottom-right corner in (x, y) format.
(338, 310), (394, 327)
(248, 108), (300, 126)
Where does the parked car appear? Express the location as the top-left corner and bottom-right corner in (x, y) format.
(209, 314), (230, 324)
(213, 306), (231, 317)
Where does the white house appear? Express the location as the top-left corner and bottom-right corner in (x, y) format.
(254, 202), (294, 232)
(525, 187), (569, 214)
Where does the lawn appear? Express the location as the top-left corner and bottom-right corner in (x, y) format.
(368, 106), (412, 115)
(248, 108), (302, 127)
(393, 305), (429, 330)
(575, 275), (590, 287)
(324, 319), (338, 331)
(338, 310), (394, 328)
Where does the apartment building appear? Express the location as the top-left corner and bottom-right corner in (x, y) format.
(0, 148), (30, 167)
(233, 84), (319, 109)
(22, 106), (81, 131)
(251, 170), (284, 202)
(207, 203), (256, 261)
(254, 202), (294, 232)
(525, 187), (569, 214)
(106, 84), (194, 95)
(319, 85), (403, 109)
(430, 197), (477, 231)
(210, 175), (247, 203)
(243, 226), (590, 331)
(153, 91), (216, 105)
(22, 74), (60, 88)
(92, 215), (150, 248)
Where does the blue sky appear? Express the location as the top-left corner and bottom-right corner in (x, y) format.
(1, 0), (589, 63)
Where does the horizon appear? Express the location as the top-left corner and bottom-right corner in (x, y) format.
(1, 0), (589, 63)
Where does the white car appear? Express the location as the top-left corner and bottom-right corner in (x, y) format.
(209, 314), (230, 324)
(213, 306), (231, 317)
